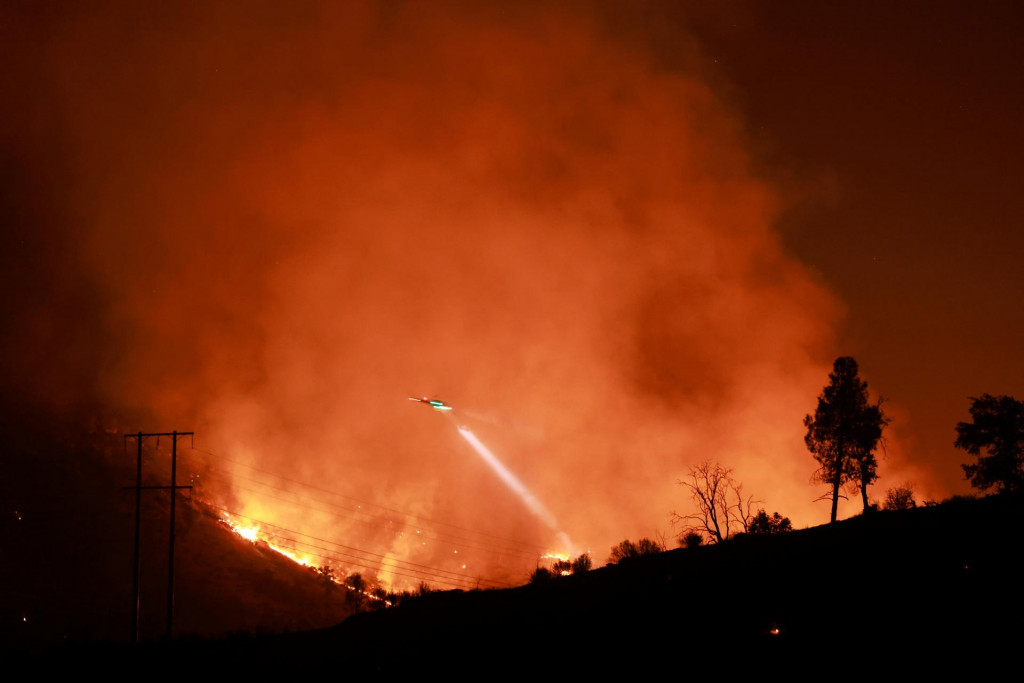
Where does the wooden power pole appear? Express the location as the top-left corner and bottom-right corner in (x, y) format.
(124, 430), (194, 642)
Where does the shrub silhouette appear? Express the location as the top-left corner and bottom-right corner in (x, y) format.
(747, 510), (793, 534)
(608, 537), (663, 563)
(680, 531), (704, 548)
(883, 485), (916, 510)
(571, 553), (592, 573)
(529, 567), (554, 583)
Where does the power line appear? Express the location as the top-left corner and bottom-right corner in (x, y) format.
(210, 504), (512, 587)
(185, 445), (544, 552)
(215, 505), (502, 584)
(208, 504), (513, 589)
(253, 537), (494, 590)
(186, 462), (541, 561)
(185, 445), (544, 553)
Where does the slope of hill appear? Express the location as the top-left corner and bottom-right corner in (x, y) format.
(27, 493), (1024, 674)
(1, 416), (356, 652)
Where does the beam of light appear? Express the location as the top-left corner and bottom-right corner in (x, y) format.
(455, 423), (574, 552)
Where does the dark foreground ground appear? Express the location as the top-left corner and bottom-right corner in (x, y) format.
(23, 494), (1024, 674)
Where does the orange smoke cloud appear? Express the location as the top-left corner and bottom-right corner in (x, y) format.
(9, 2), (873, 586)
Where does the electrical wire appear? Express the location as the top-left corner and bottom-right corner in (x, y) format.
(186, 461), (542, 562)
(185, 445), (544, 553)
(208, 504), (513, 589)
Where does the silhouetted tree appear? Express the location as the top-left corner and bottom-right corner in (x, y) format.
(369, 587), (390, 610)
(316, 564), (336, 586)
(680, 531), (703, 548)
(529, 567), (554, 583)
(747, 509), (793, 534)
(541, 553), (593, 577)
(850, 427), (886, 512)
(570, 553), (592, 573)
(955, 394), (1024, 494)
(344, 573), (367, 610)
(634, 537), (663, 554)
(345, 573), (365, 592)
(534, 552), (592, 580)
(805, 357), (888, 522)
(552, 559), (573, 575)
(385, 590), (408, 606)
(883, 484), (916, 510)
(608, 537), (663, 563)
(672, 461), (756, 543)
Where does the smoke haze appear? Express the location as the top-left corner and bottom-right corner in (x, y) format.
(3, 1), (919, 587)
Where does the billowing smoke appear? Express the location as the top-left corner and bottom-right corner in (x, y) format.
(5, 2), (875, 587)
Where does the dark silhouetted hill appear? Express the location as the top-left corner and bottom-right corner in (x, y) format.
(1, 412), (356, 652)
(26, 490), (1024, 674)
(5, 408), (1022, 673)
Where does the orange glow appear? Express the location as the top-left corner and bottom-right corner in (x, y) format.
(266, 543), (312, 567)
(222, 518), (260, 543)
(542, 552), (571, 562)
(13, 1), (948, 595)
(220, 515), (313, 566)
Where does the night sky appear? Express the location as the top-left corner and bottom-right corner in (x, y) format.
(3, 1), (1022, 588)
(683, 0), (1024, 496)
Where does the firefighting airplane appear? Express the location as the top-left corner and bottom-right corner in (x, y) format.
(408, 396), (453, 412)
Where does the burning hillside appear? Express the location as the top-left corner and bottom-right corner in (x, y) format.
(1, 0), (941, 604)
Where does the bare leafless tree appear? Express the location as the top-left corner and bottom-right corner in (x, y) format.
(672, 461), (758, 544)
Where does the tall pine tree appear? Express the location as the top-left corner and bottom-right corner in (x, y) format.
(804, 357), (887, 522)
(955, 394), (1024, 493)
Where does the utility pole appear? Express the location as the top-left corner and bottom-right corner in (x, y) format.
(124, 431), (194, 642)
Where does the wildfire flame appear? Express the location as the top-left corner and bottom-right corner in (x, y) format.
(219, 514), (313, 566)
(541, 552), (571, 562)
(218, 512), (391, 605)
